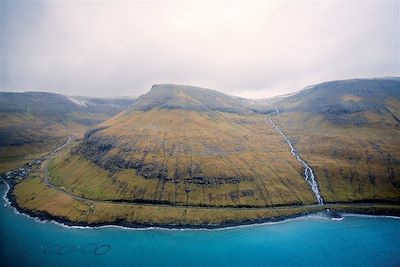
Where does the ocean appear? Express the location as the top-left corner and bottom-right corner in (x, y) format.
(1, 182), (399, 267)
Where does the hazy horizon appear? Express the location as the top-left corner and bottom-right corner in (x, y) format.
(1, 76), (399, 100)
(1, 0), (399, 98)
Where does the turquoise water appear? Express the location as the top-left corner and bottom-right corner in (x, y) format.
(1, 183), (399, 267)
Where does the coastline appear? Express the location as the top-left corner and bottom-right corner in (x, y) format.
(3, 180), (314, 230)
(3, 134), (400, 231)
(3, 180), (400, 231)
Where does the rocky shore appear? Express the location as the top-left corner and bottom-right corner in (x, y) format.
(3, 176), (400, 230)
(3, 181), (313, 229)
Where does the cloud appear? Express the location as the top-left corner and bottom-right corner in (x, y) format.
(1, 0), (399, 98)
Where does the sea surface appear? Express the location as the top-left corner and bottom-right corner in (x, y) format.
(0, 183), (399, 267)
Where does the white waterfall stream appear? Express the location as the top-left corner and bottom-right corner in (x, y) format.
(269, 118), (324, 205)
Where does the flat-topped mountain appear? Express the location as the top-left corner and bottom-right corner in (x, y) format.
(130, 84), (251, 114)
(243, 77), (400, 116)
(275, 77), (400, 125)
(51, 84), (316, 207)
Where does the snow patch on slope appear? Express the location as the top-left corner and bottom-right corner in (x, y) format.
(68, 97), (87, 108)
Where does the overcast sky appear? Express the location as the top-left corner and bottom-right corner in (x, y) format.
(0, 0), (399, 98)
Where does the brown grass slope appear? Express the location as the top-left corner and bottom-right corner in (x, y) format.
(273, 78), (400, 203)
(50, 85), (316, 207)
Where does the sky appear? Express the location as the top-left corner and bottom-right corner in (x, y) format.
(0, 0), (399, 99)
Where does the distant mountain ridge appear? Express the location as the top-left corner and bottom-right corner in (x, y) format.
(274, 77), (400, 126)
(129, 84), (251, 114)
(0, 91), (136, 145)
(0, 91), (135, 172)
(3, 77), (397, 119)
(242, 77), (400, 121)
(0, 92), (135, 120)
(275, 77), (400, 111)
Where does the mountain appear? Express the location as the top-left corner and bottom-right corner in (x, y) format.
(45, 80), (400, 208)
(0, 92), (135, 172)
(49, 84), (316, 207)
(272, 78), (400, 203)
(275, 77), (400, 125)
(8, 78), (400, 227)
(131, 84), (251, 114)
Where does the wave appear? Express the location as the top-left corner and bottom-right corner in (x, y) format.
(342, 213), (400, 220)
(2, 180), (11, 207)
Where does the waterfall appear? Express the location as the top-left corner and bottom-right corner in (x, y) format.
(269, 118), (324, 205)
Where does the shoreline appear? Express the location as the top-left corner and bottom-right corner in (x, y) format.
(2, 180), (400, 231)
(3, 135), (400, 231)
(3, 180), (314, 230)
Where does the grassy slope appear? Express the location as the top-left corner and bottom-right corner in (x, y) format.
(49, 110), (316, 207)
(14, 153), (317, 226)
(13, 176), (321, 226)
(269, 78), (400, 203)
(13, 174), (400, 226)
(275, 111), (400, 203)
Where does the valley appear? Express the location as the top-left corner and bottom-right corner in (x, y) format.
(0, 92), (135, 173)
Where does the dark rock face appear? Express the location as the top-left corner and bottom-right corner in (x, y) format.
(73, 136), (115, 165)
(84, 127), (109, 139)
(74, 135), (249, 185)
(325, 209), (343, 219)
